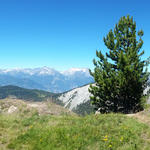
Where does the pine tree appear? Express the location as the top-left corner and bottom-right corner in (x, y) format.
(89, 15), (150, 113)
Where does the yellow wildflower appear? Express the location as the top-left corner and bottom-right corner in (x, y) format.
(108, 144), (112, 148)
(120, 136), (123, 142)
(103, 135), (108, 141)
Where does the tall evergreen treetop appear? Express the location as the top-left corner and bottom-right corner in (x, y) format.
(89, 15), (149, 113)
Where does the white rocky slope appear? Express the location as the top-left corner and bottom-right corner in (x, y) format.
(58, 84), (150, 111)
(58, 84), (91, 110)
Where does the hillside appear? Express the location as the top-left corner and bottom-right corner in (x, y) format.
(0, 98), (74, 116)
(0, 85), (93, 115)
(1, 100), (150, 150)
(0, 85), (62, 105)
(58, 84), (150, 115)
(1, 85), (150, 116)
(58, 84), (94, 115)
(58, 84), (91, 109)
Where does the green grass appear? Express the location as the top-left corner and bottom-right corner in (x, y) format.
(1, 112), (150, 150)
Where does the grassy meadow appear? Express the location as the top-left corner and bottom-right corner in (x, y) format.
(1, 109), (150, 150)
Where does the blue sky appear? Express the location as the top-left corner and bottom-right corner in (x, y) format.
(0, 0), (149, 71)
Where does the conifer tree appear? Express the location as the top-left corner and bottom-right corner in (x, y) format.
(89, 15), (149, 113)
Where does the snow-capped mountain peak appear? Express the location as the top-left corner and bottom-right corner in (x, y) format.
(61, 68), (90, 76)
(0, 67), (59, 76)
(36, 67), (58, 75)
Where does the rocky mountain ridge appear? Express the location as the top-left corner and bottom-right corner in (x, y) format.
(58, 84), (91, 110)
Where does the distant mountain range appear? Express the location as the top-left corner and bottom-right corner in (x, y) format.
(0, 67), (93, 93)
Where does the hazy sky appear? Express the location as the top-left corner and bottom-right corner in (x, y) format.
(0, 0), (149, 71)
